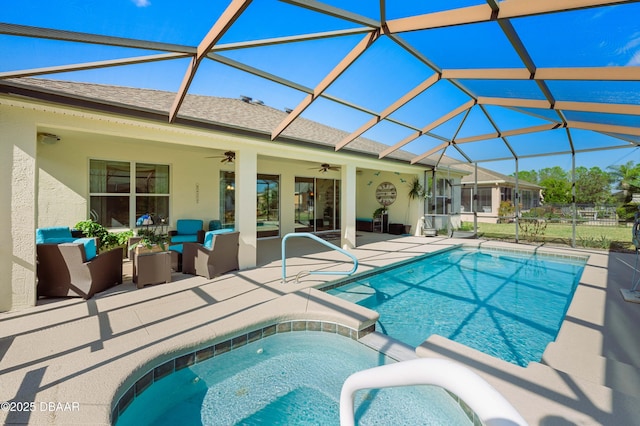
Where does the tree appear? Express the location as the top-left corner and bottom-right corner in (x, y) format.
(513, 170), (539, 184)
(574, 166), (613, 204)
(608, 161), (640, 202)
(538, 166), (567, 182)
(539, 166), (571, 203)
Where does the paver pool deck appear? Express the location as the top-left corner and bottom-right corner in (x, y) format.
(1, 233), (639, 425)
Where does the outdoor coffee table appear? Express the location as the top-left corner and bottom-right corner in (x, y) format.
(133, 251), (171, 289)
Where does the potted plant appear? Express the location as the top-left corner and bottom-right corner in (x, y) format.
(372, 206), (387, 219)
(131, 216), (169, 254)
(74, 219), (133, 254)
(132, 232), (168, 254)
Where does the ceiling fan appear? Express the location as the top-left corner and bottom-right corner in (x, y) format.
(312, 163), (340, 173)
(207, 151), (235, 163)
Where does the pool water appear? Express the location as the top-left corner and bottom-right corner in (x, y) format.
(116, 332), (472, 425)
(327, 247), (586, 366)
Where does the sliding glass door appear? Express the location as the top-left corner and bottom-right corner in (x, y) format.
(295, 177), (340, 233)
(220, 172), (280, 238)
(256, 174), (279, 238)
(294, 177), (314, 232)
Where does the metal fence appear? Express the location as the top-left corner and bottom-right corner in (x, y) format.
(520, 204), (620, 227)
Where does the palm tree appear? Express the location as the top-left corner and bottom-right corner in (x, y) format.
(608, 161), (640, 201)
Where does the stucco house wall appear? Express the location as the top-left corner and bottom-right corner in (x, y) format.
(1, 95), (446, 312)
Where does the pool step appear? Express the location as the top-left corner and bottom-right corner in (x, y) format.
(359, 331), (418, 361)
(416, 335), (640, 424)
(331, 284), (377, 305)
(542, 341), (640, 399)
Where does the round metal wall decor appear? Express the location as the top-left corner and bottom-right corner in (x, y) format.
(375, 181), (397, 206)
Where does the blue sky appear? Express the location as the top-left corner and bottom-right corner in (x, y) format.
(1, 0), (639, 176)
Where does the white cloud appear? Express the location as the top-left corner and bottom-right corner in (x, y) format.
(627, 51), (640, 66)
(132, 0), (151, 7)
(618, 32), (640, 54)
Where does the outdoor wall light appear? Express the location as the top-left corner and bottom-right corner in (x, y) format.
(37, 132), (60, 144)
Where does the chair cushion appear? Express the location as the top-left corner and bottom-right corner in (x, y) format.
(356, 218), (373, 223)
(208, 220), (222, 231)
(170, 235), (200, 243)
(203, 229), (233, 249)
(169, 244), (183, 254)
(176, 219), (203, 235)
(36, 227), (73, 244)
(73, 237), (97, 260)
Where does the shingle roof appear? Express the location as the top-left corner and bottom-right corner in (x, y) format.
(457, 163), (541, 189)
(2, 77), (443, 168)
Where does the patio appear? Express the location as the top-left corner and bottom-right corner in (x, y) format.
(1, 233), (639, 425)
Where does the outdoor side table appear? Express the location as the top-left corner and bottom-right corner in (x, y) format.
(133, 251), (171, 289)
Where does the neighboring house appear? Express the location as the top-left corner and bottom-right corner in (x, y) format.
(1, 78), (469, 312)
(456, 164), (542, 224)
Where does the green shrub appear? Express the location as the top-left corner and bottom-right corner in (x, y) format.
(518, 218), (547, 242)
(578, 234), (612, 249)
(74, 219), (133, 252)
(617, 203), (639, 222)
(457, 222), (474, 231)
(498, 201), (515, 223)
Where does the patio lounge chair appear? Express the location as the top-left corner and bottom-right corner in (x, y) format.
(36, 237), (123, 299)
(182, 230), (239, 279)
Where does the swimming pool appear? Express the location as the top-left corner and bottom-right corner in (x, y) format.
(115, 330), (472, 425)
(327, 246), (587, 366)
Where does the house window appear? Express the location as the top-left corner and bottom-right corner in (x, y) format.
(501, 187), (512, 202)
(435, 178), (449, 214)
(462, 187), (492, 213)
(89, 160), (170, 228)
(521, 190), (538, 210)
(461, 187), (472, 212)
(478, 188), (492, 213)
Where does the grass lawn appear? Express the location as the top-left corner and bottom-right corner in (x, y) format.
(465, 221), (635, 252)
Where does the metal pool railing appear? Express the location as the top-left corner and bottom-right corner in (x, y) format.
(281, 232), (358, 284)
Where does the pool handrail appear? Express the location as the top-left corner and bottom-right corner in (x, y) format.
(339, 358), (528, 426)
(281, 232), (358, 283)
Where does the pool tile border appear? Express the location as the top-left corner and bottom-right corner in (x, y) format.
(474, 245), (589, 263)
(111, 319), (481, 426)
(111, 320), (375, 423)
(317, 243), (588, 294)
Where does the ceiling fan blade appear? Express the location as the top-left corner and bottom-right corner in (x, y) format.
(207, 151), (235, 163)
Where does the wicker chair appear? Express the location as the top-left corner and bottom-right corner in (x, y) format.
(168, 219), (205, 244)
(182, 231), (239, 279)
(36, 243), (123, 299)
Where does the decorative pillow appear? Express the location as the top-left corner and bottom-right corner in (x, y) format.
(36, 227), (72, 244)
(203, 229), (233, 250)
(208, 220), (222, 231)
(73, 238), (97, 260)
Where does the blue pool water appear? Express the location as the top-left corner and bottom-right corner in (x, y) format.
(327, 247), (586, 366)
(116, 332), (472, 425)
